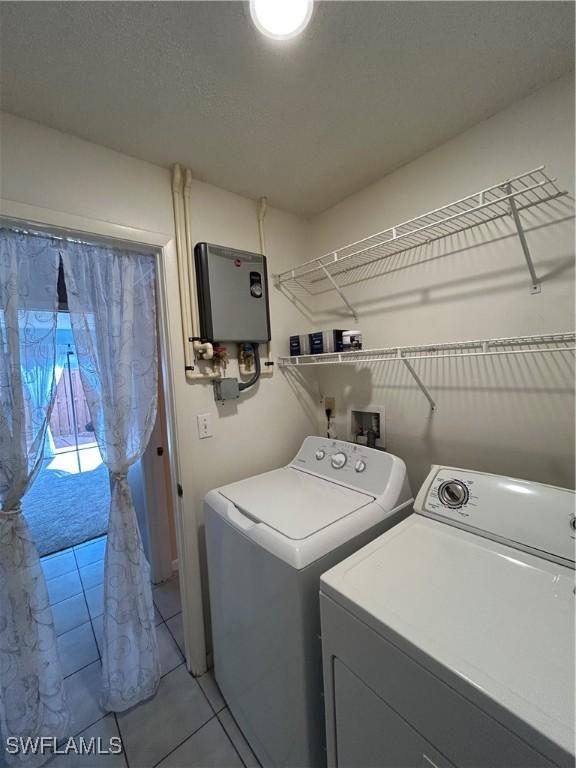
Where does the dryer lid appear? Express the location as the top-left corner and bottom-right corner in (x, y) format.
(219, 467), (373, 540)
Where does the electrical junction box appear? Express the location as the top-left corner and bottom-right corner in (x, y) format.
(214, 378), (240, 403)
(194, 243), (271, 343)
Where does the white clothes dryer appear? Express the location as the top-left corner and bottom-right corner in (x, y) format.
(320, 466), (575, 768)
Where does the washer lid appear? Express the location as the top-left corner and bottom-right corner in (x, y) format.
(321, 515), (575, 759)
(219, 467), (373, 540)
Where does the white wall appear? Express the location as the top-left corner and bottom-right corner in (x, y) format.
(306, 74), (575, 492)
(0, 111), (318, 661)
(0, 112), (175, 235)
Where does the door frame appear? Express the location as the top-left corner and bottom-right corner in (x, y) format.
(0, 198), (207, 676)
(139, 383), (174, 585)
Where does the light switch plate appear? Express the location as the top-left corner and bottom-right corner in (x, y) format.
(197, 413), (213, 439)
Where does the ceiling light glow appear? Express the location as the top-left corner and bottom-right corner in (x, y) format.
(250, 0), (313, 40)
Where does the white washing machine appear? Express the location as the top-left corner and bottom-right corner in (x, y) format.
(320, 466), (575, 768)
(204, 437), (412, 768)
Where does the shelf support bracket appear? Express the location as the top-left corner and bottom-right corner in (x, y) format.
(401, 354), (436, 411)
(506, 183), (541, 294)
(321, 265), (358, 320)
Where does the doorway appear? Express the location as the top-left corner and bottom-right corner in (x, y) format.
(23, 312), (110, 557)
(1, 205), (204, 676)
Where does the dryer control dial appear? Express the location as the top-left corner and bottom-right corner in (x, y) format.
(355, 460), (367, 473)
(438, 479), (469, 508)
(315, 450), (326, 461)
(331, 452), (347, 469)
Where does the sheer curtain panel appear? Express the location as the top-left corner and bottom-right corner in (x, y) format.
(60, 242), (160, 711)
(0, 229), (69, 766)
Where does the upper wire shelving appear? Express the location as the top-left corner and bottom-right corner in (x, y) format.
(278, 332), (576, 411)
(274, 167), (567, 319)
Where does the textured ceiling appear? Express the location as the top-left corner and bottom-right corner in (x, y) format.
(0, 1), (573, 216)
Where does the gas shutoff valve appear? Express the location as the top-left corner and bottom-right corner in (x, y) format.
(213, 345), (229, 373)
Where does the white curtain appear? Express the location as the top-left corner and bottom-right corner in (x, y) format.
(0, 230), (69, 766)
(60, 242), (160, 711)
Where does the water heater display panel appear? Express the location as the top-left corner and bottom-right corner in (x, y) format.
(194, 243), (271, 343)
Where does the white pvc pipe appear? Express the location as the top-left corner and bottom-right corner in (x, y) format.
(183, 168), (214, 361)
(237, 195), (274, 378)
(172, 165), (216, 380)
(171, 165), (194, 373)
(257, 196), (273, 376)
(257, 195), (268, 253)
(183, 167), (195, 334)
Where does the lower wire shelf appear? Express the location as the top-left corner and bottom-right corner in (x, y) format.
(278, 332), (576, 411)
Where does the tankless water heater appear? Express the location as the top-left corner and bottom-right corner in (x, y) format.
(194, 242), (271, 343)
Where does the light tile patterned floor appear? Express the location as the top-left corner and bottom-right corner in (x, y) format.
(18, 536), (262, 768)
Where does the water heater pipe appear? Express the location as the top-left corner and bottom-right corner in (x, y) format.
(171, 165), (193, 372)
(171, 165), (218, 381)
(236, 196), (273, 379)
(183, 168), (213, 361)
(257, 195), (268, 253)
(246, 196), (273, 376)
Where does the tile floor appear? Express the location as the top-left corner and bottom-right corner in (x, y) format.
(30, 536), (261, 768)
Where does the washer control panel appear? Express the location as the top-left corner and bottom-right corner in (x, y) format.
(292, 436), (406, 498)
(415, 465), (575, 565)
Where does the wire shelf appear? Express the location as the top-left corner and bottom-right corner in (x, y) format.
(274, 167), (567, 315)
(279, 333), (576, 367)
(278, 333), (576, 411)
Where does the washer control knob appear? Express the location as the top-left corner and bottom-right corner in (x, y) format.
(570, 515), (576, 532)
(331, 452), (347, 469)
(315, 450), (325, 461)
(355, 460), (367, 473)
(438, 480), (470, 509)
(438, 480), (469, 508)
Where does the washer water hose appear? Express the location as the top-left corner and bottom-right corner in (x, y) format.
(239, 343), (261, 392)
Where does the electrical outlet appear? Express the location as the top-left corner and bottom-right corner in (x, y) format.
(197, 413), (213, 439)
(323, 396), (337, 439)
